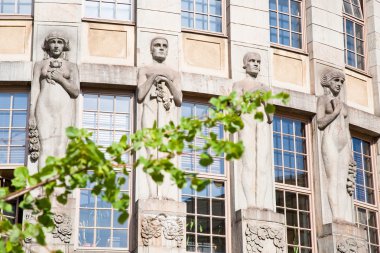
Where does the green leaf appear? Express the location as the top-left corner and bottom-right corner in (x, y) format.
(199, 153), (213, 167)
(117, 211), (129, 224)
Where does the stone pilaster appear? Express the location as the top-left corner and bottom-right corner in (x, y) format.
(233, 208), (286, 253)
(132, 199), (186, 253)
(318, 222), (367, 253)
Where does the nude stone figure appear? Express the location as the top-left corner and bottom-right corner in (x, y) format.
(29, 31), (80, 168)
(233, 52), (274, 210)
(137, 37), (182, 200)
(317, 69), (356, 223)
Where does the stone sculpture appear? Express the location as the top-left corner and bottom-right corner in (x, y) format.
(52, 213), (72, 243)
(233, 52), (274, 210)
(245, 224), (285, 253)
(141, 213), (183, 247)
(337, 238), (365, 253)
(29, 31), (80, 168)
(316, 69), (356, 222)
(137, 37), (182, 200)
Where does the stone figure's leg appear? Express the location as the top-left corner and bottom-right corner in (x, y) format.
(322, 140), (339, 219)
(241, 131), (256, 208)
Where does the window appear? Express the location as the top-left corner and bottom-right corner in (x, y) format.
(84, 0), (133, 21)
(273, 116), (314, 252)
(352, 137), (379, 252)
(343, 0), (365, 70)
(181, 0), (223, 33)
(0, 93), (28, 165)
(0, 177), (22, 224)
(180, 102), (227, 253)
(0, 0), (32, 15)
(78, 93), (132, 249)
(269, 0), (303, 49)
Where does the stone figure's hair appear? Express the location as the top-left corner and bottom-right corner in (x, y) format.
(243, 52), (261, 69)
(320, 69), (345, 95)
(150, 36), (169, 52)
(42, 31), (70, 60)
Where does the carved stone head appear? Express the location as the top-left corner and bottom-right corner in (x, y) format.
(42, 31), (70, 60)
(243, 52), (261, 78)
(320, 69), (345, 96)
(150, 36), (168, 63)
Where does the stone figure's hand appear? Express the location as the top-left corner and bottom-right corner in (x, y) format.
(154, 75), (170, 85)
(29, 117), (37, 129)
(51, 70), (65, 83)
(332, 98), (342, 114)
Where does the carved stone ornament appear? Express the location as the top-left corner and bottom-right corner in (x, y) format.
(28, 124), (40, 161)
(337, 238), (365, 253)
(141, 213), (183, 247)
(347, 161), (357, 196)
(245, 224), (285, 253)
(52, 213), (72, 243)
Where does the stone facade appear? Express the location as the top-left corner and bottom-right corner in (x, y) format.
(1, 0), (380, 253)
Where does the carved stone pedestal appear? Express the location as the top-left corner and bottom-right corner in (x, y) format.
(233, 208), (286, 253)
(318, 222), (367, 253)
(132, 199), (186, 253)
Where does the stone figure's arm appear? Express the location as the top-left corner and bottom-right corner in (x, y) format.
(29, 62), (41, 127)
(51, 63), (80, 98)
(166, 72), (182, 107)
(137, 68), (156, 103)
(316, 96), (341, 130)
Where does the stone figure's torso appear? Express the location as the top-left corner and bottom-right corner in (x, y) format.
(37, 59), (74, 118)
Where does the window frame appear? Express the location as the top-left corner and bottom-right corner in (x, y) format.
(181, 0), (227, 36)
(82, 0), (135, 24)
(74, 90), (135, 251)
(179, 99), (231, 253)
(343, 0), (367, 72)
(273, 113), (317, 252)
(351, 132), (380, 252)
(269, 0), (307, 53)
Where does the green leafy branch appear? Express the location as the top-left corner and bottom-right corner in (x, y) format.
(0, 90), (289, 253)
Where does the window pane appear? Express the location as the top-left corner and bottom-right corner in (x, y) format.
(279, 14), (290, 29)
(279, 30), (290, 46)
(355, 23), (363, 39)
(270, 27), (278, 43)
(100, 2), (115, 19)
(195, 14), (208, 30)
(343, 1), (353, 15)
(116, 4), (131, 20)
(270, 11), (277, 26)
(0, 129), (9, 145)
(18, 0), (32, 14)
(113, 230), (128, 248)
(278, 0), (289, 12)
(196, 0), (207, 13)
(291, 1), (300, 16)
(2, 0), (15, 14)
(0, 112), (10, 127)
(353, 6), (362, 19)
(346, 20), (354, 35)
(210, 16), (222, 32)
(292, 32), (302, 49)
(0, 94), (11, 109)
(291, 17), (301, 32)
(85, 1), (99, 18)
(182, 11), (194, 28)
(10, 130), (25, 145)
(269, 0), (277, 10)
(357, 55), (365, 70)
(182, 0), (193, 11)
(13, 93), (28, 109)
(78, 228), (94, 247)
(346, 35), (355, 51)
(347, 51), (356, 66)
(96, 229), (111, 247)
(209, 0), (221, 15)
